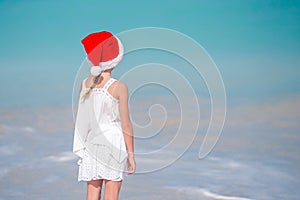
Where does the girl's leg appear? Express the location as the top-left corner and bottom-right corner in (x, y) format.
(87, 179), (103, 200)
(103, 180), (122, 200)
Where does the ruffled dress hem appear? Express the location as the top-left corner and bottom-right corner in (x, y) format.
(76, 147), (128, 182)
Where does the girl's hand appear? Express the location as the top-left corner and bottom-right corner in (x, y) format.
(127, 153), (136, 174)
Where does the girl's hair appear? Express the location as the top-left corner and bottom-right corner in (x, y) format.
(81, 73), (102, 102)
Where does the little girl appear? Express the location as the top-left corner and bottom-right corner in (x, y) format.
(73, 31), (136, 200)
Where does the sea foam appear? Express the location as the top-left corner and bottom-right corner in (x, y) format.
(167, 186), (254, 200)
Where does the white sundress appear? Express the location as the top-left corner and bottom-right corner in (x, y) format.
(72, 77), (128, 182)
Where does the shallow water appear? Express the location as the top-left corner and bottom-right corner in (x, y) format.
(0, 97), (299, 200)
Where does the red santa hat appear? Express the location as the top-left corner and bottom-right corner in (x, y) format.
(81, 31), (124, 76)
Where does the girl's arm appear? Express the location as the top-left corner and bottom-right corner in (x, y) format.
(117, 82), (135, 174)
(117, 82), (134, 152)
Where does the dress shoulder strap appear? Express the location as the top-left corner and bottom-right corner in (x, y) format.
(103, 78), (117, 92)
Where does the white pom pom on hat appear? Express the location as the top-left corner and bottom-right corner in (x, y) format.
(90, 66), (102, 76)
(81, 31), (124, 76)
